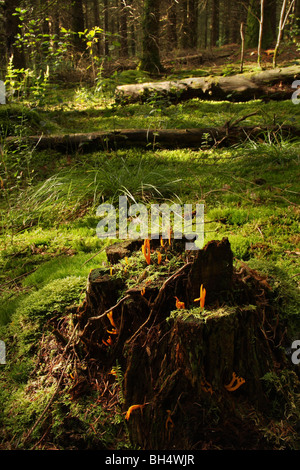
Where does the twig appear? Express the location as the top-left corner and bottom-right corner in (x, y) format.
(240, 22), (245, 73)
(20, 353), (72, 448)
(127, 262), (192, 345)
(224, 111), (259, 130)
(82, 246), (107, 266)
(81, 295), (131, 337)
(0, 268), (37, 288)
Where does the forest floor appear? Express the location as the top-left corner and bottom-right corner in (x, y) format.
(0, 43), (299, 450)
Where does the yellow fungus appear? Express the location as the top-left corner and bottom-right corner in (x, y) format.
(174, 296), (185, 309)
(107, 310), (117, 328)
(194, 284), (206, 309)
(125, 404), (145, 420)
(224, 372), (245, 392)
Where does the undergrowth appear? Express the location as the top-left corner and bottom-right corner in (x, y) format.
(0, 79), (299, 449)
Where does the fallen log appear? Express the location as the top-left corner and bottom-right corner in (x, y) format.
(4, 124), (300, 153)
(115, 65), (300, 103)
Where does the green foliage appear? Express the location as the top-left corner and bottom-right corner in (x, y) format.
(6, 276), (85, 348)
(0, 63), (299, 449)
(22, 252), (106, 289)
(17, 276), (85, 320)
(0, 104), (41, 135)
(5, 55), (51, 107)
(260, 370), (300, 420)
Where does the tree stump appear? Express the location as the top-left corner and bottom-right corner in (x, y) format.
(76, 237), (288, 449)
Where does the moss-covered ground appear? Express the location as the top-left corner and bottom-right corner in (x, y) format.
(0, 61), (299, 449)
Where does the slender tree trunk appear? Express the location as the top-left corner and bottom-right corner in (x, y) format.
(103, 0), (109, 56)
(139, 0), (163, 74)
(93, 0), (102, 54)
(257, 0), (264, 67)
(167, 0), (178, 50)
(84, 0), (90, 30)
(72, 0), (85, 52)
(273, 0), (296, 67)
(127, 0), (136, 56)
(210, 0), (219, 47)
(223, 0), (231, 44)
(188, 0), (199, 48)
(93, 0), (100, 25)
(245, 0), (275, 49)
(240, 22), (245, 72)
(119, 0), (129, 57)
(296, 0), (300, 29)
(204, 4), (208, 48)
(181, 0), (189, 48)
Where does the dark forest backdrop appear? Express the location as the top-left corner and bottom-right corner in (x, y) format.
(1, 0), (299, 78)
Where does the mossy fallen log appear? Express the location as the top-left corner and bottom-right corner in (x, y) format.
(4, 124), (300, 153)
(115, 65), (300, 104)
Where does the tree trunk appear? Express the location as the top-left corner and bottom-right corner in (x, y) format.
(188, 0), (199, 48)
(222, 0), (231, 44)
(6, 124), (300, 153)
(139, 0), (163, 74)
(180, 0), (189, 49)
(257, 0), (265, 67)
(119, 0), (129, 58)
(273, 0), (296, 68)
(240, 22), (245, 72)
(245, 0), (275, 49)
(72, 0), (85, 52)
(103, 0), (109, 56)
(210, 0), (220, 46)
(76, 238), (288, 450)
(167, 0), (178, 50)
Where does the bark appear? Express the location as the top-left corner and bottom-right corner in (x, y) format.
(273, 0), (296, 68)
(166, 0), (178, 50)
(188, 0), (198, 48)
(76, 237), (288, 450)
(240, 22), (245, 72)
(139, 0), (163, 74)
(72, 0), (85, 52)
(180, 0), (189, 48)
(257, 0), (265, 68)
(5, 124), (300, 153)
(115, 65), (300, 103)
(119, 0), (129, 58)
(245, 0), (275, 49)
(103, 0), (109, 56)
(210, 0), (220, 46)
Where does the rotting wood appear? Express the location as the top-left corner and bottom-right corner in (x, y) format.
(5, 125), (300, 153)
(71, 236), (292, 449)
(115, 65), (300, 104)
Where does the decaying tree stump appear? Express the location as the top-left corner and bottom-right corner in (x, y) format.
(76, 237), (288, 449)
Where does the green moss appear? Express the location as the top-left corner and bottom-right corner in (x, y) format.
(5, 276), (85, 355)
(0, 104), (42, 137)
(168, 306), (241, 324)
